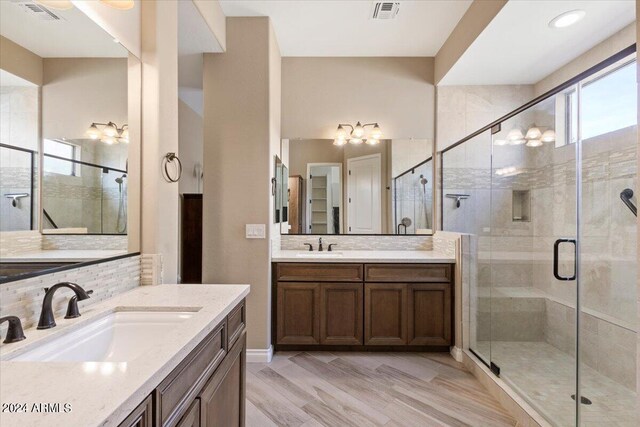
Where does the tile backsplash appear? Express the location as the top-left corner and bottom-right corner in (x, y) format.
(280, 234), (433, 251)
(0, 255), (141, 333)
(41, 234), (127, 250)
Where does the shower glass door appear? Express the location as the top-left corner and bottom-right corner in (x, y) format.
(489, 93), (579, 426)
(486, 52), (638, 426)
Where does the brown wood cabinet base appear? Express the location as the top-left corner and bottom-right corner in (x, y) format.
(273, 263), (454, 352)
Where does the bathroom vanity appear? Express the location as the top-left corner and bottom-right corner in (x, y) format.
(0, 284), (249, 427)
(271, 251), (455, 351)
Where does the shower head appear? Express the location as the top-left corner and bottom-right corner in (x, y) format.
(115, 174), (127, 184)
(419, 174), (428, 185)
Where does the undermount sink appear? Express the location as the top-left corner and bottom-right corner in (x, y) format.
(296, 252), (343, 257)
(7, 311), (196, 363)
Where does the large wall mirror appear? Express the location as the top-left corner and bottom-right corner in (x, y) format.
(0, 1), (141, 281)
(280, 137), (433, 235)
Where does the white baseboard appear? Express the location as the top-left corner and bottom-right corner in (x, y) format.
(246, 346), (273, 363)
(450, 346), (463, 362)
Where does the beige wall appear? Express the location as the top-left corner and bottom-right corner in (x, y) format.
(534, 23), (636, 96)
(0, 35), (43, 86)
(193, 0), (227, 51)
(178, 100), (204, 194)
(203, 17), (281, 351)
(636, 0), (639, 415)
(282, 57), (435, 141)
(434, 0), (507, 84)
(42, 58), (127, 141)
(141, 0), (180, 283)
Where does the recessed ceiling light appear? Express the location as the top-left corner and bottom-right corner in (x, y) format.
(549, 10), (586, 29)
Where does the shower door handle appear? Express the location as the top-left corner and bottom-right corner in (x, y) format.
(553, 238), (577, 281)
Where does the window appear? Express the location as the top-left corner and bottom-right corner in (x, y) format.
(43, 139), (81, 176)
(558, 57), (637, 147)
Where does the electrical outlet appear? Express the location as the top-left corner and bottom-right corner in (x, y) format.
(246, 224), (266, 239)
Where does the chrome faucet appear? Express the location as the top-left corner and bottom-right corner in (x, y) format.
(37, 282), (91, 329)
(0, 316), (26, 343)
(318, 237), (324, 252)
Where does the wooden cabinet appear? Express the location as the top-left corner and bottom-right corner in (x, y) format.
(119, 300), (246, 427)
(364, 283), (408, 345)
(274, 263), (453, 351)
(276, 283), (320, 345)
(408, 283), (452, 346)
(320, 283), (363, 345)
(199, 333), (246, 427)
(119, 395), (153, 427)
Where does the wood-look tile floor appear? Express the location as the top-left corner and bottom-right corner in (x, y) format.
(246, 352), (517, 427)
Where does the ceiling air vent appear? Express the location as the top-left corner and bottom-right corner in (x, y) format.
(371, 2), (400, 20)
(9, 0), (64, 21)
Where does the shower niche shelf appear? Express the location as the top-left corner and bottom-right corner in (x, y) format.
(512, 190), (531, 222)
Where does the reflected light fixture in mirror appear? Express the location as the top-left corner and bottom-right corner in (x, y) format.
(87, 122), (129, 144)
(501, 126), (555, 147)
(333, 122), (383, 146)
(548, 10), (586, 29)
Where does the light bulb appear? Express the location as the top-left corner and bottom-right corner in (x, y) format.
(86, 124), (102, 140)
(526, 139), (543, 147)
(366, 138), (380, 145)
(335, 125), (347, 139)
(119, 128), (129, 143)
(103, 122), (118, 137)
(507, 128), (524, 141)
(101, 135), (118, 145)
(509, 139), (527, 146)
(493, 139), (507, 146)
(541, 129), (556, 142)
(99, 0), (135, 10)
(333, 138), (347, 146)
(353, 122), (364, 138)
(525, 126), (542, 140)
(35, 0), (74, 10)
(349, 137), (363, 145)
(370, 124), (383, 139)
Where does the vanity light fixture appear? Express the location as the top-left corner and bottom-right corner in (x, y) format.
(500, 125), (555, 147)
(333, 122), (383, 146)
(549, 10), (586, 29)
(86, 122), (129, 144)
(541, 129), (556, 143)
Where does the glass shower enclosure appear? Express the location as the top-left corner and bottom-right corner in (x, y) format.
(442, 48), (637, 426)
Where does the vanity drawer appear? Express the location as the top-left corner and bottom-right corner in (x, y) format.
(158, 322), (226, 427)
(227, 299), (246, 348)
(276, 263), (363, 282)
(364, 264), (452, 283)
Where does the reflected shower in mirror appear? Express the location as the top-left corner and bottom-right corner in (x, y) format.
(282, 137), (433, 235)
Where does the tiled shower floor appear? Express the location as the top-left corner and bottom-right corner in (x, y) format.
(474, 341), (637, 426)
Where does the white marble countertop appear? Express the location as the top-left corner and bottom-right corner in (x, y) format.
(272, 249), (455, 263)
(0, 284), (250, 427)
(1, 250), (128, 263)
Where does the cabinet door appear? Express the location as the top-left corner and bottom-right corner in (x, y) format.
(200, 334), (246, 427)
(276, 282), (321, 345)
(118, 395), (153, 427)
(320, 283), (363, 345)
(408, 283), (452, 346)
(177, 399), (200, 427)
(364, 283), (407, 345)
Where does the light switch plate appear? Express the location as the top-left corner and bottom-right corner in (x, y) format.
(246, 224), (266, 239)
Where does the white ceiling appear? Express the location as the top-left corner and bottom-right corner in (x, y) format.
(0, 69), (36, 86)
(0, 1), (127, 58)
(219, 0), (472, 56)
(440, 0), (636, 86)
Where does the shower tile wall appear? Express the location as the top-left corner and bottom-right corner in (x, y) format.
(0, 86), (39, 231)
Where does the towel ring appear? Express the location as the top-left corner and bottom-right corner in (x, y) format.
(162, 153), (182, 183)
